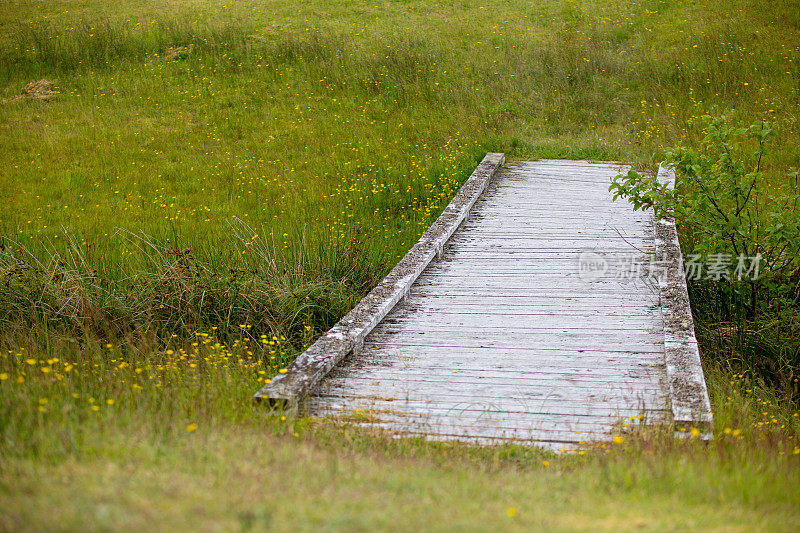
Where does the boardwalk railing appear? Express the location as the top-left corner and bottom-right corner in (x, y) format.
(254, 153), (506, 407)
(655, 164), (713, 433)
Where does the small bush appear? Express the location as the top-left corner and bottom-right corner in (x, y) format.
(611, 113), (800, 318)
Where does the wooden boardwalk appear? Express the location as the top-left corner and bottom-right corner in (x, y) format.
(257, 155), (712, 450)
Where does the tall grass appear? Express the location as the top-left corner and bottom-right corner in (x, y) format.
(0, 16), (253, 77)
(0, 223), (383, 350)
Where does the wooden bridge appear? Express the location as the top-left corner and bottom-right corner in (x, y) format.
(256, 154), (712, 450)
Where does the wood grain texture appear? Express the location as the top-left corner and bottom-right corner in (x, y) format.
(655, 164), (714, 435)
(256, 158), (713, 449)
(307, 160), (679, 447)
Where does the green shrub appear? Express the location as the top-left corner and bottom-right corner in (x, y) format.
(610, 114), (800, 318)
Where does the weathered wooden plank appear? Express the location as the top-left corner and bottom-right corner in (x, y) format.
(441, 246), (649, 253)
(413, 278), (656, 287)
(413, 274), (657, 288)
(381, 314), (659, 330)
(326, 366), (665, 384)
(461, 221), (649, 230)
(409, 284), (658, 296)
(311, 408), (667, 434)
(344, 423), (617, 446)
(479, 194), (633, 203)
(308, 397), (667, 419)
(417, 270), (658, 279)
(351, 344), (668, 362)
(503, 169), (622, 177)
(515, 159), (626, 168)
(319, 369), (665, 390)
(361, 339), (665, 355)
(463, 207), (651, 217)
(311, 397), (664, 416)
(448, 236), (654, 244)
(412, 285), (658, 309)
(475, 193), (647, 204)
(435, 251), (653, 258)
(315, 390), (668, 413)
(342, 347), (668, 366)
(322, 411), (653, 436)
(319, 373), (667, 402)
(465, 210), (648, 218)
(311, 405), (667, 435)
(416, 271), (656, 280)
(400, 296), (659, 310)
(351, 354), (667, 372)
(409, 283), (658, 296)
(456, 224), (652, 235)
(391, 304), (659, 317)
(363, 332), (663, 351)
(379, 433), (584, 450)
(321, 408), (655, 433)
(478, 195), (633, 206)
(432, 250), (655, 258)
(319, 417), (638, 443)
(376, 325), (663, 337)
(356, 357), (664, 376)
(406, 289), (659, 302)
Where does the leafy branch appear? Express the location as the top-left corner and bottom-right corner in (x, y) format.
(610, 113), (800, 318)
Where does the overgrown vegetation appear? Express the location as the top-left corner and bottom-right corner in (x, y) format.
(612, 115), (800, 315)
(1, 0), (799, 529)
(0, 225), (381, 348)
(611, 114), (800, 393)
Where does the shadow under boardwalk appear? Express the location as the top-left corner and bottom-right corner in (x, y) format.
(310, 160), (671, 449)
(257, 156), (712, 451)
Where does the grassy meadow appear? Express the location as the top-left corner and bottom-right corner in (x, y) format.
(1, 0), (799, 530)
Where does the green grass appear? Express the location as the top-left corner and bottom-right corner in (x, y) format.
(1, 424), (798, 531)
(0, 362), (798, 531)
(1, 0), (800, 529)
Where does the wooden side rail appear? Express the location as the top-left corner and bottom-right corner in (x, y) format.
(655, 164), (714, 436)
(254, 152), (506, 407)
